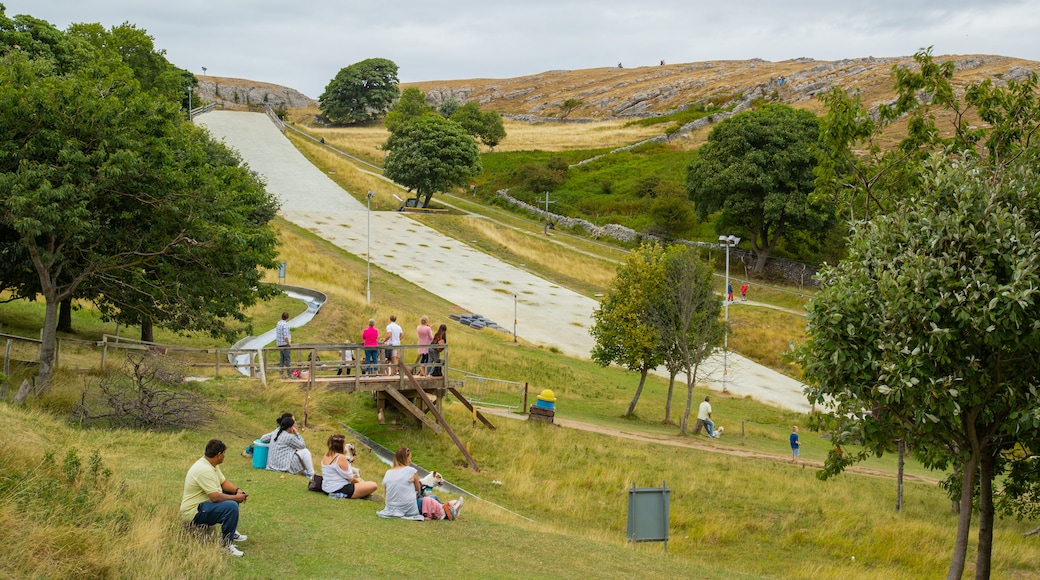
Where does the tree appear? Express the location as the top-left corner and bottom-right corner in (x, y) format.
(649, 193), (695, 238)
(559, 98), (583, 119)
(814, 48), (1040, 223)
(437, 96), (460, 118)
(383, 115), (481, 208)
(799, 156), (1040, 580)
(646, 245), (725, 435)
(1, 37), (279, 394)
(687, 103), (832, 273)
(451, 101), (506, 150)
(319, 58), (399, 125)
(86, 124), (281, 343)
(67, 22), (188, 103)
(384, 87), (433, 134)
(590, 243), (667, 417)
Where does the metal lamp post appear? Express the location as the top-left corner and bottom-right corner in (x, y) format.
(719, 235), (741, 393)
(367, 191), (375, 304)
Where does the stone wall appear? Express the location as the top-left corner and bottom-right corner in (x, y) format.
(495, 189), (819, 286)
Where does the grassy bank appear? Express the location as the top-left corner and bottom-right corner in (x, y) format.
(3, 221), (1038, 578)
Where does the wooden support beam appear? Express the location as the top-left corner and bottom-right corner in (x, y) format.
(448, 387), (496, 430)
(398, 361), (480, 472)
(384, 387), (442, 433)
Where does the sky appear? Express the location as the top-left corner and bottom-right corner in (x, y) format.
(7, 1), (1040, 99)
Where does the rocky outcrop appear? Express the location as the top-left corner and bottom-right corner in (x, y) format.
(196, 77), (317, 110)
(406, 55), (1038, 121)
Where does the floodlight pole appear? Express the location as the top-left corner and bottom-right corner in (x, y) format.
(513, 294), (518, 343)
(367, 191), (375, 304)
(719, 235), (740, 393)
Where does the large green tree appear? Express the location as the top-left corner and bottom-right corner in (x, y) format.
(86, 123), (280, 343)
(590, 242), (667, 417)
(687, 103), (832, 273)
(319, 58), (399, 125)
(451, 101), (506, 150)
(383, 115), (481, 208)
(799, 155), (1040, 580)
(1, 17), (279, 394)
(384, 87), (433, 134)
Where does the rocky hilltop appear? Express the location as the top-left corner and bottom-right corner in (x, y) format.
(407, 55), (1038, 120)
(195, 76), (317, 110)
(200, 54), (1037, 122)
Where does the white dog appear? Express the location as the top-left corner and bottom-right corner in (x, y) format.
(714, 425), (724, 438)
(419, 471), (444, 496)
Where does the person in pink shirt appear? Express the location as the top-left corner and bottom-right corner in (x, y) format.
(362, 319), (380, 375)
(415, 315), (433, 376)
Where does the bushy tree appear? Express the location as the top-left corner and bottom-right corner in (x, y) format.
(815, 48), (1040, 222)
(451, 101), (506, 150)
(800, 156), (1040, 580)
(384, 87), (433, 134)
(383, 115), (481, 207)
(590, 243), (667, 417)
(1, 14), (280, 395)
(687, 103), (832, 273)
(319, 58), (399, 125)
(437, 96), (460, 118)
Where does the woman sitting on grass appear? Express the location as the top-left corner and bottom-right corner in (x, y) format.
(376, 447), (425, 520)
(321, 435), (377, 499)
(376, 447), (463, 521)
(260, 415), (315, 477)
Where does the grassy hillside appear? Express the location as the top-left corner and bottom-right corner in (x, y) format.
(3, 219), (1039, 578)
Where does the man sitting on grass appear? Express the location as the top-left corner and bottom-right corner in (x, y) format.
(180, 439), (250, 556)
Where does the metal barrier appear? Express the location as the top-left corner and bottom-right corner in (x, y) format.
(452, 372), (523, 410)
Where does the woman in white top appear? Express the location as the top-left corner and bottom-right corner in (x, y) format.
(320, 435), (377, 499)
(376, 447), (424, 520)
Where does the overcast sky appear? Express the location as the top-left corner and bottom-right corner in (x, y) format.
(8, 1), (1040, 98)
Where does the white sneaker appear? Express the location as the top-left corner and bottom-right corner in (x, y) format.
(233, 531), (248, 542)
(223, 544), (244, 557)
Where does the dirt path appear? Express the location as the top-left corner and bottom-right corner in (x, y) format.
(479, 407), (938, 484)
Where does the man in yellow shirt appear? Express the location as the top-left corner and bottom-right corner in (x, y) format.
(180, 440), (250, 556)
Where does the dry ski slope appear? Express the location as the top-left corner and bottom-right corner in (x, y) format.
(196, 111), (811, 413)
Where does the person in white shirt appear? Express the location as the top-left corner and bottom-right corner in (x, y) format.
(382, 314), (404, 375)
(698, 396), (718, 438)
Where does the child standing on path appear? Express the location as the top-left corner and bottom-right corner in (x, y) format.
(790, 426), (800, 463)
(740, 283), (749, 301)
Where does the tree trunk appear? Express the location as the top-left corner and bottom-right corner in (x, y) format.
(140, 319), (154, 343)
(753, 249), (769, 274)
(896, 439), (904, 511)
(57, 298), (73, 333)
(624, 369), (648, 417)
(679, 369), (694, 435)
(664, 371), (677, 424)
(975, 451), (995, 580)
(947, 455), (978, 580)
(35, 297), (60, 394)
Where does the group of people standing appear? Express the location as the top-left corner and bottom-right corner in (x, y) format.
(275, 311), (448, 378)
(361, 314), (447, 377)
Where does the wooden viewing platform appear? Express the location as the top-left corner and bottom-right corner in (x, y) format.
(280, 344), (495, 471)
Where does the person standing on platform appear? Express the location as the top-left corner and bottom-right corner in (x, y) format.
(383, 315), (404, 375)
(276, 312), (292, 377)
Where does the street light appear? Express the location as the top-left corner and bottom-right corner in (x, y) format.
(367, 191), (375, 304)
(719, 235), (741, 393)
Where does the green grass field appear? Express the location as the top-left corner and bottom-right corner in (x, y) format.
(3, 217), (1039, 579)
